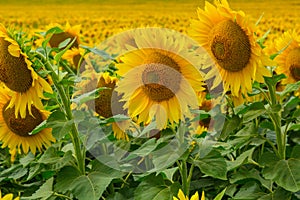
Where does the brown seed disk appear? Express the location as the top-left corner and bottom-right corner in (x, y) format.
(209, 20), (251, 72)
(2, 102), (43, 137)
(141, 51), (182, 102)
(286, 47), (300, 81)
(95, 76), (117, 118)
(0, 38), (33, 92)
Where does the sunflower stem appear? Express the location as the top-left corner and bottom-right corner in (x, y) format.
(267, 80), (285, 160)
(36, 52), (86, 174)
(181, 160), (189, 196)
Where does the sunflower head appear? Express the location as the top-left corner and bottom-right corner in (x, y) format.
(115, 28), (206, 129)
(0, 24), (53, 118)
(190, 0), (272, 102)
(268, 30), (300, 95)
(48, 22), (80, 49)
(0, 91), (55, 161)
(0, 27), (33, 93)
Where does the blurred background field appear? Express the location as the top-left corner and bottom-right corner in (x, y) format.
(0, 0), (299, 46)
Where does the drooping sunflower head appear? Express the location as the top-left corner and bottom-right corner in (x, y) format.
(48, 22), (80, 49)
(35, 22), (81, 49)
(73, 68), (130, 140)
(115, 28), (206, 129)
(0, 24), (53, 118)
(0, 91), (55, 161)
(270, 30), (300, 89)
(189, 0), (272, 102)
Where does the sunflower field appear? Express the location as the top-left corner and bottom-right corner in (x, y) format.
(0, 0), (300, 199)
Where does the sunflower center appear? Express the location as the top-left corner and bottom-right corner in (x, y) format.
(141, 51), (182, 102)
(2, 102), (43, 137)
(0, 38), (33, 92)
(209, 20), (251, 72)
(94, 77), (116, 118)
(49, 32), (79, 49)
(286, 48), (300, 81)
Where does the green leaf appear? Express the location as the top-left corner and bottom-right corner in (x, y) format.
(81, 45), (113, 60)
(20, 153), (35, 167)
(227, 148), (256, 171)
(213, 188), (227, 200)
(55, 164), (122, 200)
(38, 147), (73, 170)
(46, 111), (74, 140)
(220, 115), (242, 140)
(242, 102), (266, 123)
(258, 187), (292, 200)
(233, 181), (266, 199)
(58, 38), (71, 49)
(29, 120), (47, 136)
(54, 37), (77, 62)
(194, 150), (227, 180)
(23, 177), (54, 200)
(134, 174), (178, 200)
(72, 87), (106, 107)
(280, 81), (300, 97)
(161, 167), (178, 181)
(264, 74), (286, 88)
(230, 168), (272, 191)
(263, 158), (300, 192)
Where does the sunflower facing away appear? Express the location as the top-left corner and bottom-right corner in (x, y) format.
(269, 30), (300, 95)
(73, 66), (130, 140)
(190, 0), (273, 103)
(116, 28), (205, 130)
(0, 89), (55, 162)
(0, 24), (53, 118)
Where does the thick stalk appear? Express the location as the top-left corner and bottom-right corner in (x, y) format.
(37, 52), (85, 174)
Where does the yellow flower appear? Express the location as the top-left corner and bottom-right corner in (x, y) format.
(269, 30), (300, 95)
(62, 47), (85, 70)
(115, 28), (205, 130)
(35, 22), (81, 49)
(73, 66), (130, 140)
(173, 189), (203, 200)
(0, 90), (55, 162)
(0, 189), (19, 200)
(0, 24), (53, 118)
(190, 0), (272, 103)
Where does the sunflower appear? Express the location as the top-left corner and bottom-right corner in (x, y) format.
(35, 22), (81, 49)
(73, 67), (130, 140)
(173, 189), (203, 200)
(268, 30), (300, 95)
(0, 90), (55, 162)
(62, 47), (85, 70)
(189, 0), (273, 103)
(0, 190), (19, 200)
(115, 28), (205, 130)
(0, 24), (53, 118)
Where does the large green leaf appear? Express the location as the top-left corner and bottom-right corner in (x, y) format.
(55, 162), (123, 200)
(134, 174), (179, 200)
(233, 181), (266, 200)
(194, 150), (227, 180)
(23, 178), (54, 200)
(230, 168), (272, 191)
(263, 158), (300, 192)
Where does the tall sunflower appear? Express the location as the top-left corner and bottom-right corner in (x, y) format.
(269, 30), (300, 95)
(189, 0), (272, 102)
(115, 28), (205, 130)
(0, 24), (53, 118)
(0, 90), (55, 162)
(73, 67), (130, 141)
